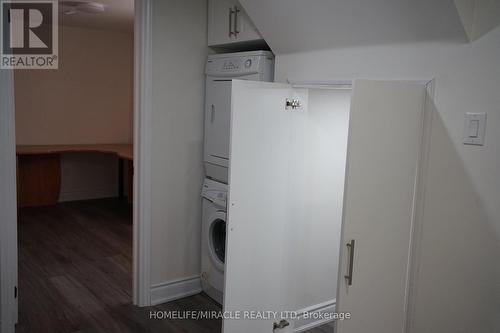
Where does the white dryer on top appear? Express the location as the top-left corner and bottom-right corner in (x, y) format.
(204, 51), (274, 183)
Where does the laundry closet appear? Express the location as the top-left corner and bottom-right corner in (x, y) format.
(202, 1), (430, 332)
(219, 79), (428, 333)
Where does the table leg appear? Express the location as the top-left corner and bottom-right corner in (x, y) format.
(127, 160), (133, 204)
(118, 158), (124, 199)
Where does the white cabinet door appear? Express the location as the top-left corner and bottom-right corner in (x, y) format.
(232, 3), (262, 43)
(336, 80), (426, 333)
(208, 0), (237, 46)
(208, 0), (262, 46)
(204, 79), (232, 167)
(223, 80), (295, 333)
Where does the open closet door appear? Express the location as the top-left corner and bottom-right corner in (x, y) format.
(223, 80), (297, 333)
(336, 80), (427, 333)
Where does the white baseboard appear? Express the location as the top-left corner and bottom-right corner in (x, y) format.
(293, 299), (336, 332)
(150, 276), (202, 306)
(150, 279), (334, 331)
(59, 188), (118, 202)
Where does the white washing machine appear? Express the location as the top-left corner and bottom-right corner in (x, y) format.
(204, 50), (274, 183)
(201, 178), (228, 305)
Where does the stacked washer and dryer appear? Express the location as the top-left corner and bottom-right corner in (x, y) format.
(201, 51), (274, 304)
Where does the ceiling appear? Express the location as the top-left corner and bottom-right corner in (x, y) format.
(58, 0), (134, 33)
(239, 0), (469, 55)
(455, 0), (500, 41)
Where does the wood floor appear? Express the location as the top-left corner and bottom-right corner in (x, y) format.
(16, 198), (334, 333)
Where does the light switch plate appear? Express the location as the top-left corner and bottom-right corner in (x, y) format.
(463, 112), (487, 145)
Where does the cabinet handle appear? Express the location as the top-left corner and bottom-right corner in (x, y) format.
(344, 239), (355, 286)
(273, 319), (290, 330)
(234, 6), (240, 35)
(228, 8), (235, 37)
(211, 104), (215, 123)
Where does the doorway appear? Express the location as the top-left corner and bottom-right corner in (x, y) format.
(3, 1), (141, 332)
(0, 2), (152, 332)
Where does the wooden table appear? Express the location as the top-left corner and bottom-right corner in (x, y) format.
(16, 144), (133, 207)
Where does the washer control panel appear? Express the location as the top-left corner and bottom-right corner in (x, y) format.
(206, 55), (261, 75)
(205, 50), (275, 77)
(202, 179), (228, 207)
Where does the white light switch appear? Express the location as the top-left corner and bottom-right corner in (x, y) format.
(468, 119), (479, 138)
(463, 113), (487, 145)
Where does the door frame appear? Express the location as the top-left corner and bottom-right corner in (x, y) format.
(133, 0), (153, 307)
(0, 70), (18, 333)
(0, 3), (154, 331)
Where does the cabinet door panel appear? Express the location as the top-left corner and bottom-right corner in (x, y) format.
(208, 0), (237, 46)
(208, 0), (263, 46)
(233, 4), (262, 42)
(336, 80), (426, 333)
(223, 80), (294, 333)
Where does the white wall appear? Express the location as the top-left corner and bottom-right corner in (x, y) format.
(239, 0), (466, 54)
(14, 25), (134, 202)
(275, 27), (500, 333)
(284, 89), (350, 311)
(149, 0), (207, 297)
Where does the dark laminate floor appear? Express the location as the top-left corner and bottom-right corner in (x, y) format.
(16, 198), (333, 333)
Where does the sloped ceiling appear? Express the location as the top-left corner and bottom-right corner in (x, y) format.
(238, 0), (469, 54)
(455, 0), (500, 41)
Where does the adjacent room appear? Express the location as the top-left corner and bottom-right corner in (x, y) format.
(12, 1), (135, 332)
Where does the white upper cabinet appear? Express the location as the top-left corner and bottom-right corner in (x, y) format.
(208, 0), (263, 46)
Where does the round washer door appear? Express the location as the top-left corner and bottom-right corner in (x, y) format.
(208, 211), (226, 272)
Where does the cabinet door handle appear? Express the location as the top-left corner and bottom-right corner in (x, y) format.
(211, 104), (215, 123)
(273, 319), (290, 330)
(233, 6), (240, 35)
(344, 239), (355, 286)
(228, 8), (235, 37)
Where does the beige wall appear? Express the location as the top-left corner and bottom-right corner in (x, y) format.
(275, 26), (500, 332)
(150, 0), (207, 294)
(15, 25), (133, 202)
(15, 25), (134, 145)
